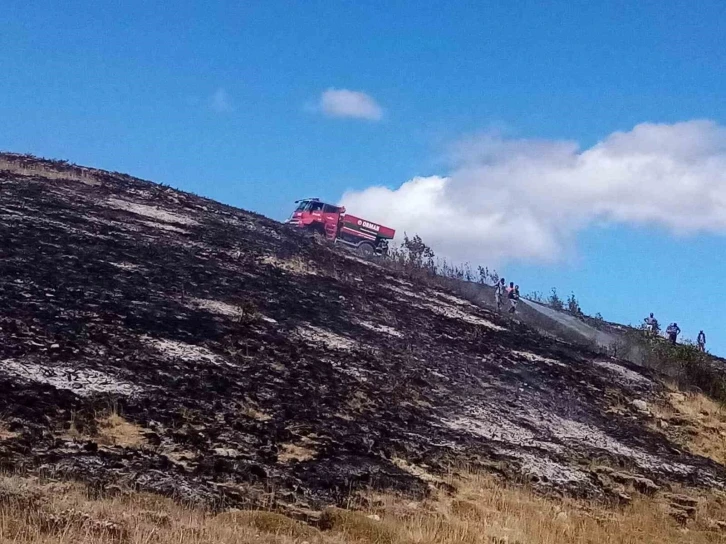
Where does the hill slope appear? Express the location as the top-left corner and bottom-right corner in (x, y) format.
(0, 154), (724, 514)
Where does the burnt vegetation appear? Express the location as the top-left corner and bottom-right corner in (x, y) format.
(1, 153), (725, 516)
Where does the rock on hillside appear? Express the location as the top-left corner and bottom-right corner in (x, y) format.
(0, 154), (723, 511)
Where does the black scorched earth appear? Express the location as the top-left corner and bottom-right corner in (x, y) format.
(0, 154), (723, 514)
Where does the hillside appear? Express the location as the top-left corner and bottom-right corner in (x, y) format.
(1, 154), (726, 534)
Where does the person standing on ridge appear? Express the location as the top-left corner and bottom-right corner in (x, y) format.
(644, 313), (656, 334)
(494, 278), (506, 312)
(698, 330), (706, 352)
(508, 284), (520, 314)
(666, 322), (681, 345)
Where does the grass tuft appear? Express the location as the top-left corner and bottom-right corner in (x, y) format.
(216, 510), (321, 539)
(320, 507), (400, 544)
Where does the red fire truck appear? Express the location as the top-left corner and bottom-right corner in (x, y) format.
(286, 198), (395, 256)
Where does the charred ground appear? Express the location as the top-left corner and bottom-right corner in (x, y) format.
(0, 154), (724, 516)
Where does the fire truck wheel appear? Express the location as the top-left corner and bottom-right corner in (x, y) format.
(356, 242), (375, 258)
(304, 225), (325, 240)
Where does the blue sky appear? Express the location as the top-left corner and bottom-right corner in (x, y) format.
(2, 1), (725, 352)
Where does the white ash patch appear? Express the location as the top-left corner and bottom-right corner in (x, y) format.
(440, 407), (562, 453)
(85, 215), (141, 232)
(188, 298), (243, 318)
(260, 255), (317, 276)
(0, 207), (24, 218)
(138, 220), (189, 234)
(512, 351), (565, 367)
(296, 325), (357, 351)
(327, 359), (368, 382)
(0, 359), (141, 397)
(340, 253), (385, 269)
(540, 414), (691, 475)
(247, 222), (283, 240)
(232, 217), (258, 230)
(432, 291), (474, 307)
(594, 361), (652, 387)
(356, 320), (403, 338)
(215, 259), (258, 277)
(167, 239), (216, 255)
(143, 337), (230, 367)
(449, 406), (699, 480)
(109, 261), (143, 272)
(212, 214), (252, 230)
(213, 448), (241, 458)
(421, 301), (506, 331)
(105, 198), (199, 226)
(117, 187), (151, 199)
(188, 297), (277, 324)
(508, 451), (588, 485)
(391, 458), (443, 483)
(384, 284), (425, 300)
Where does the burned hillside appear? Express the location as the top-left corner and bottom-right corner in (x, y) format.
(0, 154), (724, 514)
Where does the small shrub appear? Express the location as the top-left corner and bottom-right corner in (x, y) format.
(548, 288), (564, 310)
(401, 233), (436, 271)
(566, 292), (582, 316)
(478, 265), (498, 285)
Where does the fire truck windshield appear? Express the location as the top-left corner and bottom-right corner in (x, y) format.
(295, 200), (324, 212)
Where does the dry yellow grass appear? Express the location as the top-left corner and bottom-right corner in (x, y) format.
(0, 159), (101, 186)
(278, 442), (317, 463)
(0, 421), (18, 441)
(652, 388), (726, 465)
(238, 402), (273, 422)
(96, 413), (147, 449)
(0, 475), (337, 544)
(261, 255), (318, 276)
(406, 471), (726, 544)
(3, 468), (726, 543)
(56, 411), (147, 449)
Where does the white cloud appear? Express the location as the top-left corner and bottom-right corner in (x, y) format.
(340, 120), (726, 264)
(210, 88), (234, 113)
(319, 88), (383, 120)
